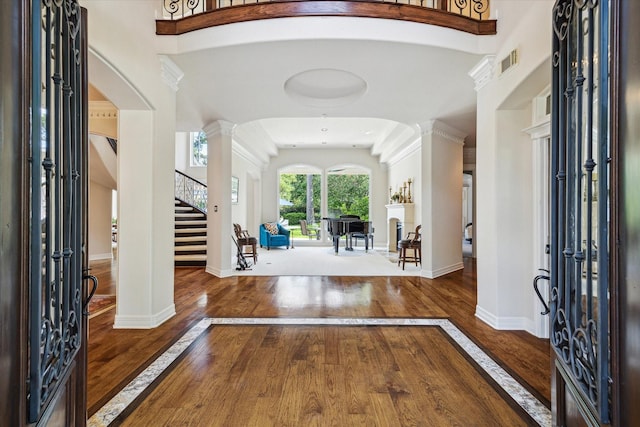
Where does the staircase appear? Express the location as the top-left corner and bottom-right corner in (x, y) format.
(174, 199), (207, 266)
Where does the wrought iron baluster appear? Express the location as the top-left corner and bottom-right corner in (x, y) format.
(573, 11), (584, 332)
(471, 0), (489, 20)
(29, 0), (44, 419)
(175, 170), (208, 213)
(160, 0), (490, 19)
(551, 0), (610, 422)
(46, 3), (64, 399)
(595, 1), (610, 419)
(43, 4), (53, 330)
(584, 5), (595, 327)
(562, 15), (575, 364)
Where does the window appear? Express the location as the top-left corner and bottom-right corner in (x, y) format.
(190, 131), (208, 166)
(278, 166), (321, 238)
(327, 167), (370, 220)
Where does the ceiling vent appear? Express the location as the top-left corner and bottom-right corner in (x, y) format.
(500, 49), (519, 75)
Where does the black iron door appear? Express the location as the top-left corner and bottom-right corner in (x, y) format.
(550, 0), (611, 425)
(27, 1), (93, 425)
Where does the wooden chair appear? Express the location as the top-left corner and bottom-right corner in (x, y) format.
(233, 223), (258, 263)
(397, 225), (421, 270)
(299, 220), (320, 240)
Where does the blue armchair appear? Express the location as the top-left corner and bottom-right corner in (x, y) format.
(259, 222), (291, 250)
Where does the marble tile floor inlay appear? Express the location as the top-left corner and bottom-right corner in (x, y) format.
(88, 318), (552, 427)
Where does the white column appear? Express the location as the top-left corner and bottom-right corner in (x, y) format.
(115, 109), (176, 328)
(88, 181), (113, 260)
(419, 120), (465, 278)
(205, 120), (235, 277)
(113, 55), (179, 329)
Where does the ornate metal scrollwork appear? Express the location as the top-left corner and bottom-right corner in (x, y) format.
(164, 0), (202, 19)
(28, 0), (85, 422)
(553, 0), (574, 41)
(452, 0), (489, 20)
(175, 170), (208, 213)
(550, 0), (610, 422)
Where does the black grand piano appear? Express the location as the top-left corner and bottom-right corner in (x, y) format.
(324, 215), (374, 253)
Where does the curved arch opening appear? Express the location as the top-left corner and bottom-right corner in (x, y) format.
(278, 164), (323, 244)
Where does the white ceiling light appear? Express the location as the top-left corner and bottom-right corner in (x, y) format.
(284, 68), (367, 108)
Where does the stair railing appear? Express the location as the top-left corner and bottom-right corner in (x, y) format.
(175, 170), (207, 213)
(161, 0), (491, 21)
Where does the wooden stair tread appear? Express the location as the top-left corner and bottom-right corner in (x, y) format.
(175, 228), (207, 234)
(174, 254), (207, 261)
(175, 236), (207, 242)
(175, 245), (207, 251)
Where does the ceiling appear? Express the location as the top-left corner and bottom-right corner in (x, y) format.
(169, 35), (484, 164)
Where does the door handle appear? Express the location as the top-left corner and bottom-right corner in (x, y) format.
(533, 269), (550, 315)
(82, 274), (98, 315)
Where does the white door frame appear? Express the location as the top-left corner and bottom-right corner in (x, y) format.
(524, 118), (551, 338)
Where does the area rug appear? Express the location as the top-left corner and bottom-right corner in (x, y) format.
(234, 245), (421, 276)
(88, 294), (116, 319)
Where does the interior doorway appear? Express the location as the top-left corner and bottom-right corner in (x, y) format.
(462, 172), (473, 258)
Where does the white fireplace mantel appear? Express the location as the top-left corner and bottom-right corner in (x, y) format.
(386, 203), (415, 251)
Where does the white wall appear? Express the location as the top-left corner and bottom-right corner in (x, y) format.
(387, 146), (422, 230)
(89, 181), (113, 260)
(175, 131), (208, 184)
(263, 148), (388, 242)
(474, 0), (554, 334)
(420, 121), (465, 278)
(83, 0), (177, 328)
(232, 151), (262, 237)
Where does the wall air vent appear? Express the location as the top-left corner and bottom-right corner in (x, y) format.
(545, 94), (551, 115)
(500, 49), (519, 75)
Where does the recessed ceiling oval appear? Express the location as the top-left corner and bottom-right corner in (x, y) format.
(284, 68), (367, 108)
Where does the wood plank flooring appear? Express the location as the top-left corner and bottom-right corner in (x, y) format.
(87, 256), (551, 425)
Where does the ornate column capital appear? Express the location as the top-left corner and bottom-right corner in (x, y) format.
(203, 120), (235, 138)
(468, 55), (496, 92)
(159, 55), (184, 92)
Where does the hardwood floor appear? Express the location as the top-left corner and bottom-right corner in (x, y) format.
(87, 256), (550, 425)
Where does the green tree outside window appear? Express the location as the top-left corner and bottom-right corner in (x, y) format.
(191, 131), (208, 166)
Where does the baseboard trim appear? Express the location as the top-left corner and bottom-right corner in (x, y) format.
(89, 252), (113, 261)
(475, 305), (529, 331)
(205, 265), (233, 278)
(421, 261), (464, 279)
(114, 304), (176, 329)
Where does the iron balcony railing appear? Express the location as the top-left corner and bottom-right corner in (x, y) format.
(161, 0), (490, 21)
(175, 170), (208, 213)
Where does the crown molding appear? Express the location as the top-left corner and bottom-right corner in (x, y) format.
(523, 118), (551, 140)
(468, 55), (496, 92)
(232, 140), (265, 170)
(386, 137), (421, 167)
(89, 100), (118, 119)
(159, 55), (184, 92)
(419, 120), (466, 146)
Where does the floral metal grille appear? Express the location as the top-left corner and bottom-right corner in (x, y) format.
(175, 170), (208, 213)
(29, 0), (85, 421)
(550, 0), (611, 423)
